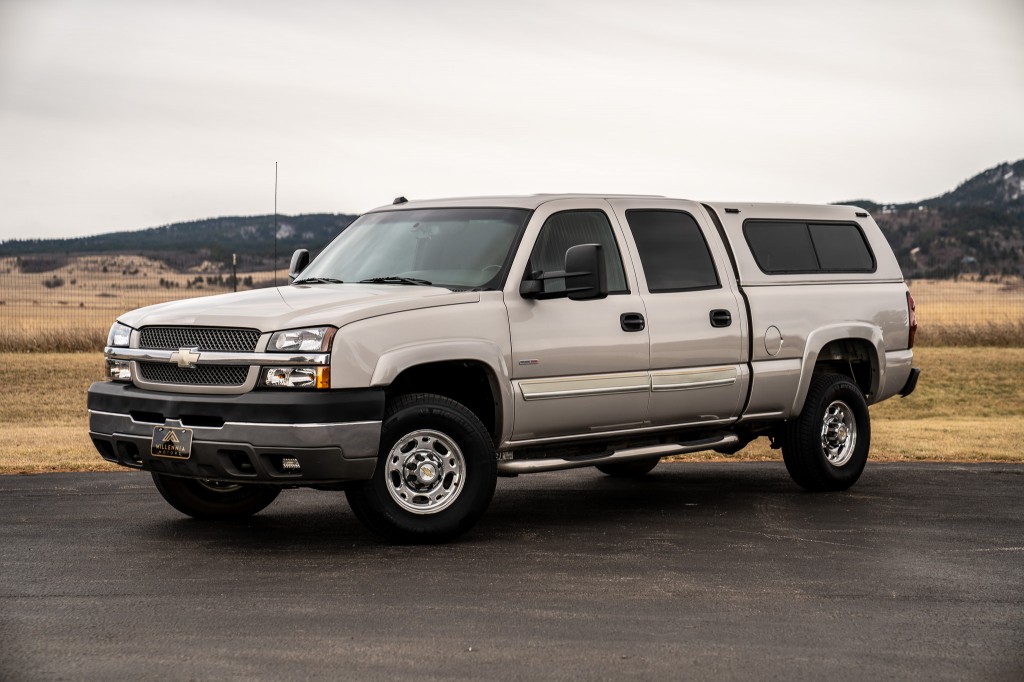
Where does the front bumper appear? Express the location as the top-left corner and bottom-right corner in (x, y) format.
(87, 382), (384, 485)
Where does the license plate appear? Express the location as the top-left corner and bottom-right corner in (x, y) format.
(151, 426), (194, 460)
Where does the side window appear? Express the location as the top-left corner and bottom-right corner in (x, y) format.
(744, 221), (819, 273)
(808, 223), (875, 272)
(527, 210), (628, 293)
(744, 220), (875, 274)
(625, 210), (719, 292)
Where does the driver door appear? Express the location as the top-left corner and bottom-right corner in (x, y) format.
(504, 199), (650, 442)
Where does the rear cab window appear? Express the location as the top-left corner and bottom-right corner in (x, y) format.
(624, 210), (720, 292)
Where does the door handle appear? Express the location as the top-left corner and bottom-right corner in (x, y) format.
(620, 312), (646, 332)
(709, 309), (732, 328)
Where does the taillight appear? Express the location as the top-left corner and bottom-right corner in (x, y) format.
(907, 291), (917, 349)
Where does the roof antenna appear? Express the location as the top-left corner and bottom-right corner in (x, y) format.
(393, 196), (408, 205)
(273, 161), (279, 286)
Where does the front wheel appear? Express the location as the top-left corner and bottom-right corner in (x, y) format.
(782, 373), (870, 492)
(345, 393), (497, 544)
(151, 473), (281, 519)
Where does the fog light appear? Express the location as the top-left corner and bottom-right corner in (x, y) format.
(107, 359), (131, 382)
(262, 366), (329, 388)
(280, 457), (301, 472)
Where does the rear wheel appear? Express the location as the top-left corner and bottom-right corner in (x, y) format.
(345, 393), (497, 544)
(782, 373), (870, 492)
(596, 457), (660, 478)
(151, 473), (281, 519)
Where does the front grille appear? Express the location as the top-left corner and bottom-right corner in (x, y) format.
(138, 362), (249, 386)
(139, 326), (260, 352)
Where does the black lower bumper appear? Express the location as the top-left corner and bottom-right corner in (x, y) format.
(87, 382), (385, 485)
(87, 381), (385, 425)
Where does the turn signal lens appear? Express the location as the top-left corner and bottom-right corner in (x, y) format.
(262, 366), (330, 389)
(107, 359), (131, 382)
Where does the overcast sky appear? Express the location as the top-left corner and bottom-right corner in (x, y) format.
(1, 0), (1022, 241)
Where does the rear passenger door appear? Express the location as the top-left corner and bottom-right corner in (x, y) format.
(608, 199), (747, 427)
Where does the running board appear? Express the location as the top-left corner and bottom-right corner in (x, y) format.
(496, 433), (740, 475)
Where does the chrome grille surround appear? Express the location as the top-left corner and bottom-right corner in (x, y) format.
(138, 362), (249, 386)
(139, 326), (260, 352)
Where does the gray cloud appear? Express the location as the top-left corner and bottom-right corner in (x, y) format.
(1, 0), (1022, 239)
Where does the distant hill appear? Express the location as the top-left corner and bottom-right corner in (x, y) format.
(840, 160), (1024, 278)
(0, 213), (356, 271)
(3, 160), (1023, 279)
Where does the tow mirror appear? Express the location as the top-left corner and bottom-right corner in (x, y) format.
(519, 243), (608, 301)
(564, 243), (607, 301)
(288, 249), (310, 282)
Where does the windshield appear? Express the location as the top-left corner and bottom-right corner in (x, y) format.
(296, 207), (531, 289)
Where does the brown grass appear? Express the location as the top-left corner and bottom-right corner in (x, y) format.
(908, 278), (1024, 346)
(0, 255), (287, 351)
(2, 260), (1022, 349)
(0, 352), (120, 474)
(0, 347), (1020, 474)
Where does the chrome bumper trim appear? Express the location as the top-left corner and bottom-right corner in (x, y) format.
(104, 347), (330, 366)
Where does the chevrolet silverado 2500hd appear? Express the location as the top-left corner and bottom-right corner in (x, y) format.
(88, 195), (920, 542)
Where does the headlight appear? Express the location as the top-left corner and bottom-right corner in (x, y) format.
(107, 322), (133, 347)
(267, 327), (335, 352)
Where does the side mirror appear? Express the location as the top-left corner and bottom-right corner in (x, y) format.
(519, 243), (608, 300)
(564, 243), (607, 301)
(288, 249), (310, 283)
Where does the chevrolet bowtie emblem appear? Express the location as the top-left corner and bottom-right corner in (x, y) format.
(170, 347), (201, 369)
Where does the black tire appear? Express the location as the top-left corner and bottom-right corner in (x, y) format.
(344, 393), (497, 544)
(151, 473), (281, 520)
(782, 373), (870, 492)
(596, 457), (660, 478)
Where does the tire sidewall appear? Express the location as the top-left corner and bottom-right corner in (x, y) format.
(359, 395), (497, 542)
(151, 473), (280, 519)
(783, 374), (871, 492)
(805, 377), (871, 488)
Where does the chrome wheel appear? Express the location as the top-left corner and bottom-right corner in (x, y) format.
(820, 400), (857, 467)
(385, 429), (466, 515)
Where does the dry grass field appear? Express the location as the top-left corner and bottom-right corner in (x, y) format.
(908, 277), (1024, 346)
(0, 255), (286, 351)
(1, 347), (1020, 474)
(2, 260), (1022, 349)
(1, 258), (1021, 472)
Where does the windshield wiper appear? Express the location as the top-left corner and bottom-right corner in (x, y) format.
(358, 276), (434, 286)
(293, 277), (345, 285)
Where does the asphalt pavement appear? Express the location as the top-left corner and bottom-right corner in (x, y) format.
(1, 462), (1022, 681)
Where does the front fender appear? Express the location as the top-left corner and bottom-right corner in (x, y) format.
(370, 339), (515, 443)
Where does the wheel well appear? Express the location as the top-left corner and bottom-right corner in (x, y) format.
(813, 339), (877, 398)
(386, 361), (501, 442)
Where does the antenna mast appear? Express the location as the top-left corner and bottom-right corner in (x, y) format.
(273, 161), (279, 286)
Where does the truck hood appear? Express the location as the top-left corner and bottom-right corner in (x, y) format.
(118, 284), (480, 332)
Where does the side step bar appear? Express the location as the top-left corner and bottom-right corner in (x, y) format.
(496, 433), (740, 476)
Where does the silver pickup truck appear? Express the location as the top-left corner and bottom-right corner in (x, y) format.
(88, 195), (920, 542)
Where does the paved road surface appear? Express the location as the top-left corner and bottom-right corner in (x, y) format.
(1, 463), (1022, 681)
